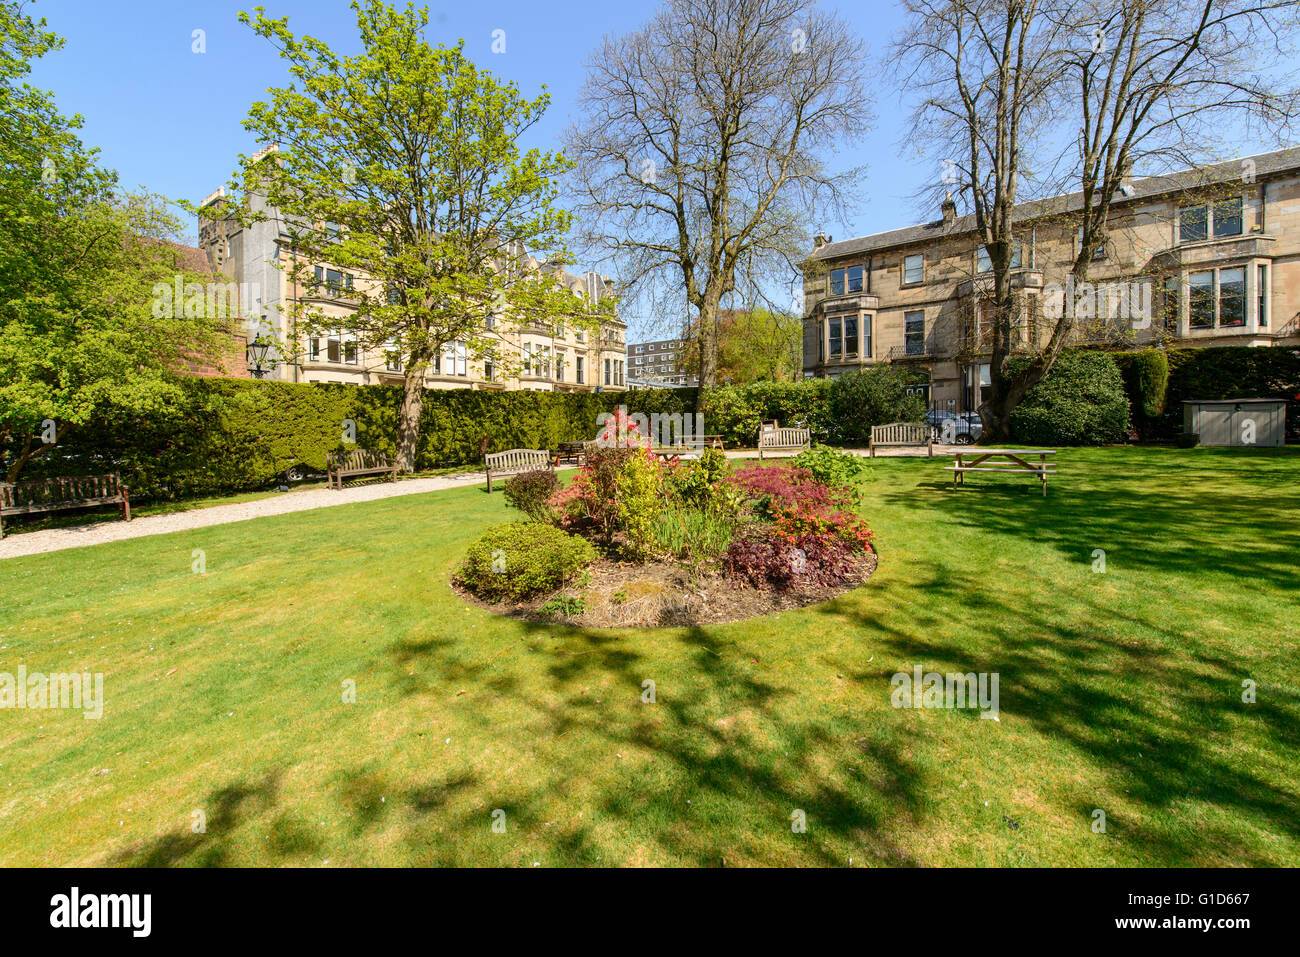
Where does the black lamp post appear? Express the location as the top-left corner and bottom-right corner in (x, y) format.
(246, 331), (276, 379)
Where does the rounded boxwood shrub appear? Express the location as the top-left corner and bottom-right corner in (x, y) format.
(503, 469), (559, 522)
(828, 366), (928, 444)
(456, 522), (596, 602)
(1006, 350), (1131, 445)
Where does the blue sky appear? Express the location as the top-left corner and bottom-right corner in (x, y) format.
(28, 0), (1285, 336)
(27, 0), (919, 331)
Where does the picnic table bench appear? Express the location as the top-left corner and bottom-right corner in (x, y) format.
(0, 473), (130, 537)
(943, 449), (1057, 496)
(870, 422), (933, 457)
(758, 426), (810, 460)
(326, 449), (398, 490)
(485, 448), (553, 492)
(550, 441), (598, 468)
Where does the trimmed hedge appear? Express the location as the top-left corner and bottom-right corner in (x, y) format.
(1112, 346), (1300, 443)
(1006, 349), (1131, 445)
(7, 378), (697, 502)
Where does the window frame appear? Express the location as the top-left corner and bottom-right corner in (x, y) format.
(904, 310), (926, 356)
(903, 254), (924, 286)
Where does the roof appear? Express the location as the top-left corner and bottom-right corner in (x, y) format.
(812, 146), (1300, 261)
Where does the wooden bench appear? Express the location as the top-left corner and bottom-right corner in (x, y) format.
(943, 449), (1057, 496)
(484, 448), (553, 492)
(0, 473), (130, 537)
(870, 422), (933, 457)
(758, 426), (810, 460)
(326, 449), (398, 490)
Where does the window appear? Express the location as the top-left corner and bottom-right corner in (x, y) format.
(846, 265), (863, 293)
(555, 355), (564, 382)
(1218, 267), (1245, 327)
(844, 316), (859, 359)
(636, 345), (644, 354)
(605, 358), (611, 386)
(441, 341), (467, 376)
(862, 314), (872, 358)
(903, 254), (924, 285)
(830, 268), (845, 295)
(1189, 271), (1215, 328)
(1077, 227), (1107, 261)
(828, 316), (842, 360)
(1162, 277), (1181, 332)
(976, 242), (1021, 273)
(1258, 264), (1269, 328)
(576, 356), (585, 384)
(1179, 205), (1208, 243)
(904, 311), (925, 355)
(1213, 197), (1243, 238)
(311, 330), (356, 364)
(384, 338), (401, 372)
(313, 266), (350, 295)
(619, 360), (625, 385)
(485, 314), (496, 331)
(484, 358), (495, 381)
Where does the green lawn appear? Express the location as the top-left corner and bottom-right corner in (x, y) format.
(0, 446), (1296, 866)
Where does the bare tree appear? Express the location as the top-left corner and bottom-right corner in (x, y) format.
(896, 0), (1300, 441)
(564, 0), (873, 396)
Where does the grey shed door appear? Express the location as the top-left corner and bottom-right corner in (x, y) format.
(1197, 406), (1233, 446)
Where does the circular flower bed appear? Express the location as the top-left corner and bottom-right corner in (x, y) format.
(453, 413), (876, 627)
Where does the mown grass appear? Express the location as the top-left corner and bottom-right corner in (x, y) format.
(0, 446), (1295, 866)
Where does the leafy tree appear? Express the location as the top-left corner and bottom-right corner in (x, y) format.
(0, 0), (225, 482)
(681, 309), (803, 384)
(225, 1), (601, 472)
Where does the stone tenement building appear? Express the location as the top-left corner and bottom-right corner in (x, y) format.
(196, 162), (627, 393)
(803, 147), (1300, 411)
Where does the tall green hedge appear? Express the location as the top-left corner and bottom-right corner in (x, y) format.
(8, 379), (698, 502)
(1112, 346), (1299, 442)
(1006, 349), (1131, 445)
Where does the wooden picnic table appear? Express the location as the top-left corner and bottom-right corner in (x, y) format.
(551, 441), (589, 467)
(944, 448), (1057, 496)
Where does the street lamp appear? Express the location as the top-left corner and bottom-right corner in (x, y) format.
(246, 329), (277, 379)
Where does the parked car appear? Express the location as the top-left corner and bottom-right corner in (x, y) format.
(925, 409), (983, 445)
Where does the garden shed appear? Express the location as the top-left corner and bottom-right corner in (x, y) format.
(1183, 399), (1286, 447)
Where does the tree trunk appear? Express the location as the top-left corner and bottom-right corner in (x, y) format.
(395, 363), (426, 473)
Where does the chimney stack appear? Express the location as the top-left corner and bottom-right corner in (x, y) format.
(813, 230), (828, 251)
(941, 191), (956, 225)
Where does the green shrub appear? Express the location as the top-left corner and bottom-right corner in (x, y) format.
(539, 594), (587, 618)
(702, 379), (834, 445)
(503, 469), (559, 522)
(827, 366), (928, 444)
(1005, 350), (1131, 445)
(616, 452), (666, 560)
(669, 447), (730, 508)
(456, 523), (596, 601)
(1113, 349), (1170, 440)
(792, 445), (870, 489)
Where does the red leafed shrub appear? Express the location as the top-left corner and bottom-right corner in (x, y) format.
(724, 526), (861, 590)
(770, 500), (873, 552)
(725, 465), (844, 518)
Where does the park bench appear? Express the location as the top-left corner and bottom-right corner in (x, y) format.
(870, 422), (933, 457)
(0, 473), (130, 537)
(326, 449), (398, 490)
(943, 449), (1057, 497)
(484, 448), (553, 492)
(758, 425), (810, 460)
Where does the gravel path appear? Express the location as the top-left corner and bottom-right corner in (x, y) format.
(0, 471), (489, 561)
